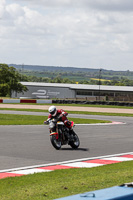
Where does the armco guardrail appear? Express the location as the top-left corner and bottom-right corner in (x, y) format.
(54, 183), (133, 200)
(1, 99), (133, 106)
(0, 99), (52, 104)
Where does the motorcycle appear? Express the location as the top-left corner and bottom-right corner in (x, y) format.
(45, 118), (80, 150)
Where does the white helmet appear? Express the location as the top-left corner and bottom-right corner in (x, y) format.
(48, 105), (57, 116)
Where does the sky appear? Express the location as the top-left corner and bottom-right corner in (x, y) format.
(1, 0), (133, 71)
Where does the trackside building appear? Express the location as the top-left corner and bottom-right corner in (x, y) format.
(12, 82), (133, 102)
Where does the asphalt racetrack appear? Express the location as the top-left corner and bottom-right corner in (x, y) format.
(0, 111), (133, 171)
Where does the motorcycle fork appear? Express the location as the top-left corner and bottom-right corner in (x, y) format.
(57, 126), (66, 144)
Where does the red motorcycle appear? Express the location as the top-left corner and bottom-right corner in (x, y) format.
(46, 118), (80, 150)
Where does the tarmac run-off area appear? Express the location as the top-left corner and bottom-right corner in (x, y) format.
(0, 153), (133, 179)
(1, 103), (133, 114)
(0, 103), (133, 179)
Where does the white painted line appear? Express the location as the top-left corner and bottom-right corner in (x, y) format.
(1, 152), (133, 173)
(75, 122), (126, 126)
(104, 157), (133, 162)
(64, 162), (104, 168)
(9, 168), (51, 175)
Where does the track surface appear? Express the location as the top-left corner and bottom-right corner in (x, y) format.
(0, 110), (133, 171)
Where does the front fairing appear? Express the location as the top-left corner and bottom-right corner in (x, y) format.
(50, 132), (59, 139)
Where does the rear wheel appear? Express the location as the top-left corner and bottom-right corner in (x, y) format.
(50, 135), (61, 150)
(69, 133), (80, 149)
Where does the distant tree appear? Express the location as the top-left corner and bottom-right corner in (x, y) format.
(62, 78), (71, 83)
(103, 81), (111, 85)
(0, 84), (9, 97)
(110, 80), (119, 85)
(51, 76), (62, 83)
(79, 80), (90, 84)
(0, 64), (28, 97)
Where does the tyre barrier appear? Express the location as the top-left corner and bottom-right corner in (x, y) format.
(54, 183), (133, 200)
(53, 99), (133, 106)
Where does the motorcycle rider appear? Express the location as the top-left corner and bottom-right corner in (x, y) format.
(44, 105), (74, 135)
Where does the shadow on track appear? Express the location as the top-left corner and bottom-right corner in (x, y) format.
(61, 147), (89, 151)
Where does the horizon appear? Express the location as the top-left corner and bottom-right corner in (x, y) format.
(8, 63), (133, 72)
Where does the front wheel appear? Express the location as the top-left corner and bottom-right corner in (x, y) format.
(69, 133), (80, 149)
(50, 135), (61, 150)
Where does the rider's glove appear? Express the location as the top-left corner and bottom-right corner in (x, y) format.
(62, 111), (68, 116)
(44, 120), (49, 125)
(62, 112), (66, 116)
(53, 118), (58, 123)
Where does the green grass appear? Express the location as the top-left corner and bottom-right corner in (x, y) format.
(0, 161), (133, 200)
(0, 114), (111, 125)
(1, 107), (133, 117)
(69, 111), (133, 117)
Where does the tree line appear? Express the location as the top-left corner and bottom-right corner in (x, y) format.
(21, 73), (133, 86)
(0, 64), (27, 97)
(1, 63), (133, 97)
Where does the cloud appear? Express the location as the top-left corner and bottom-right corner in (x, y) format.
(16, 0), (133, 11)
(6, 3), (24, 18)
(0, 0), (6, 18)
(88, 0), (133, 11)
(0, 0), (133, 70)
(14, 0), (75, 8)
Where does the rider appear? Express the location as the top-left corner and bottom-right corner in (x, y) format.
(44, 105), (74, 134)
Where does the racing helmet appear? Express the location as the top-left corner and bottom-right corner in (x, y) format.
(48, 106), (57, 116)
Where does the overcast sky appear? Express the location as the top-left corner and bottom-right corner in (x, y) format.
(1, 0), (133, 71)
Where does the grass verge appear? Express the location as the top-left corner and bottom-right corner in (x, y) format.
(0, 113), (111, 125)
(0, 161), (133, 200)
(0, 107), (133, 117)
